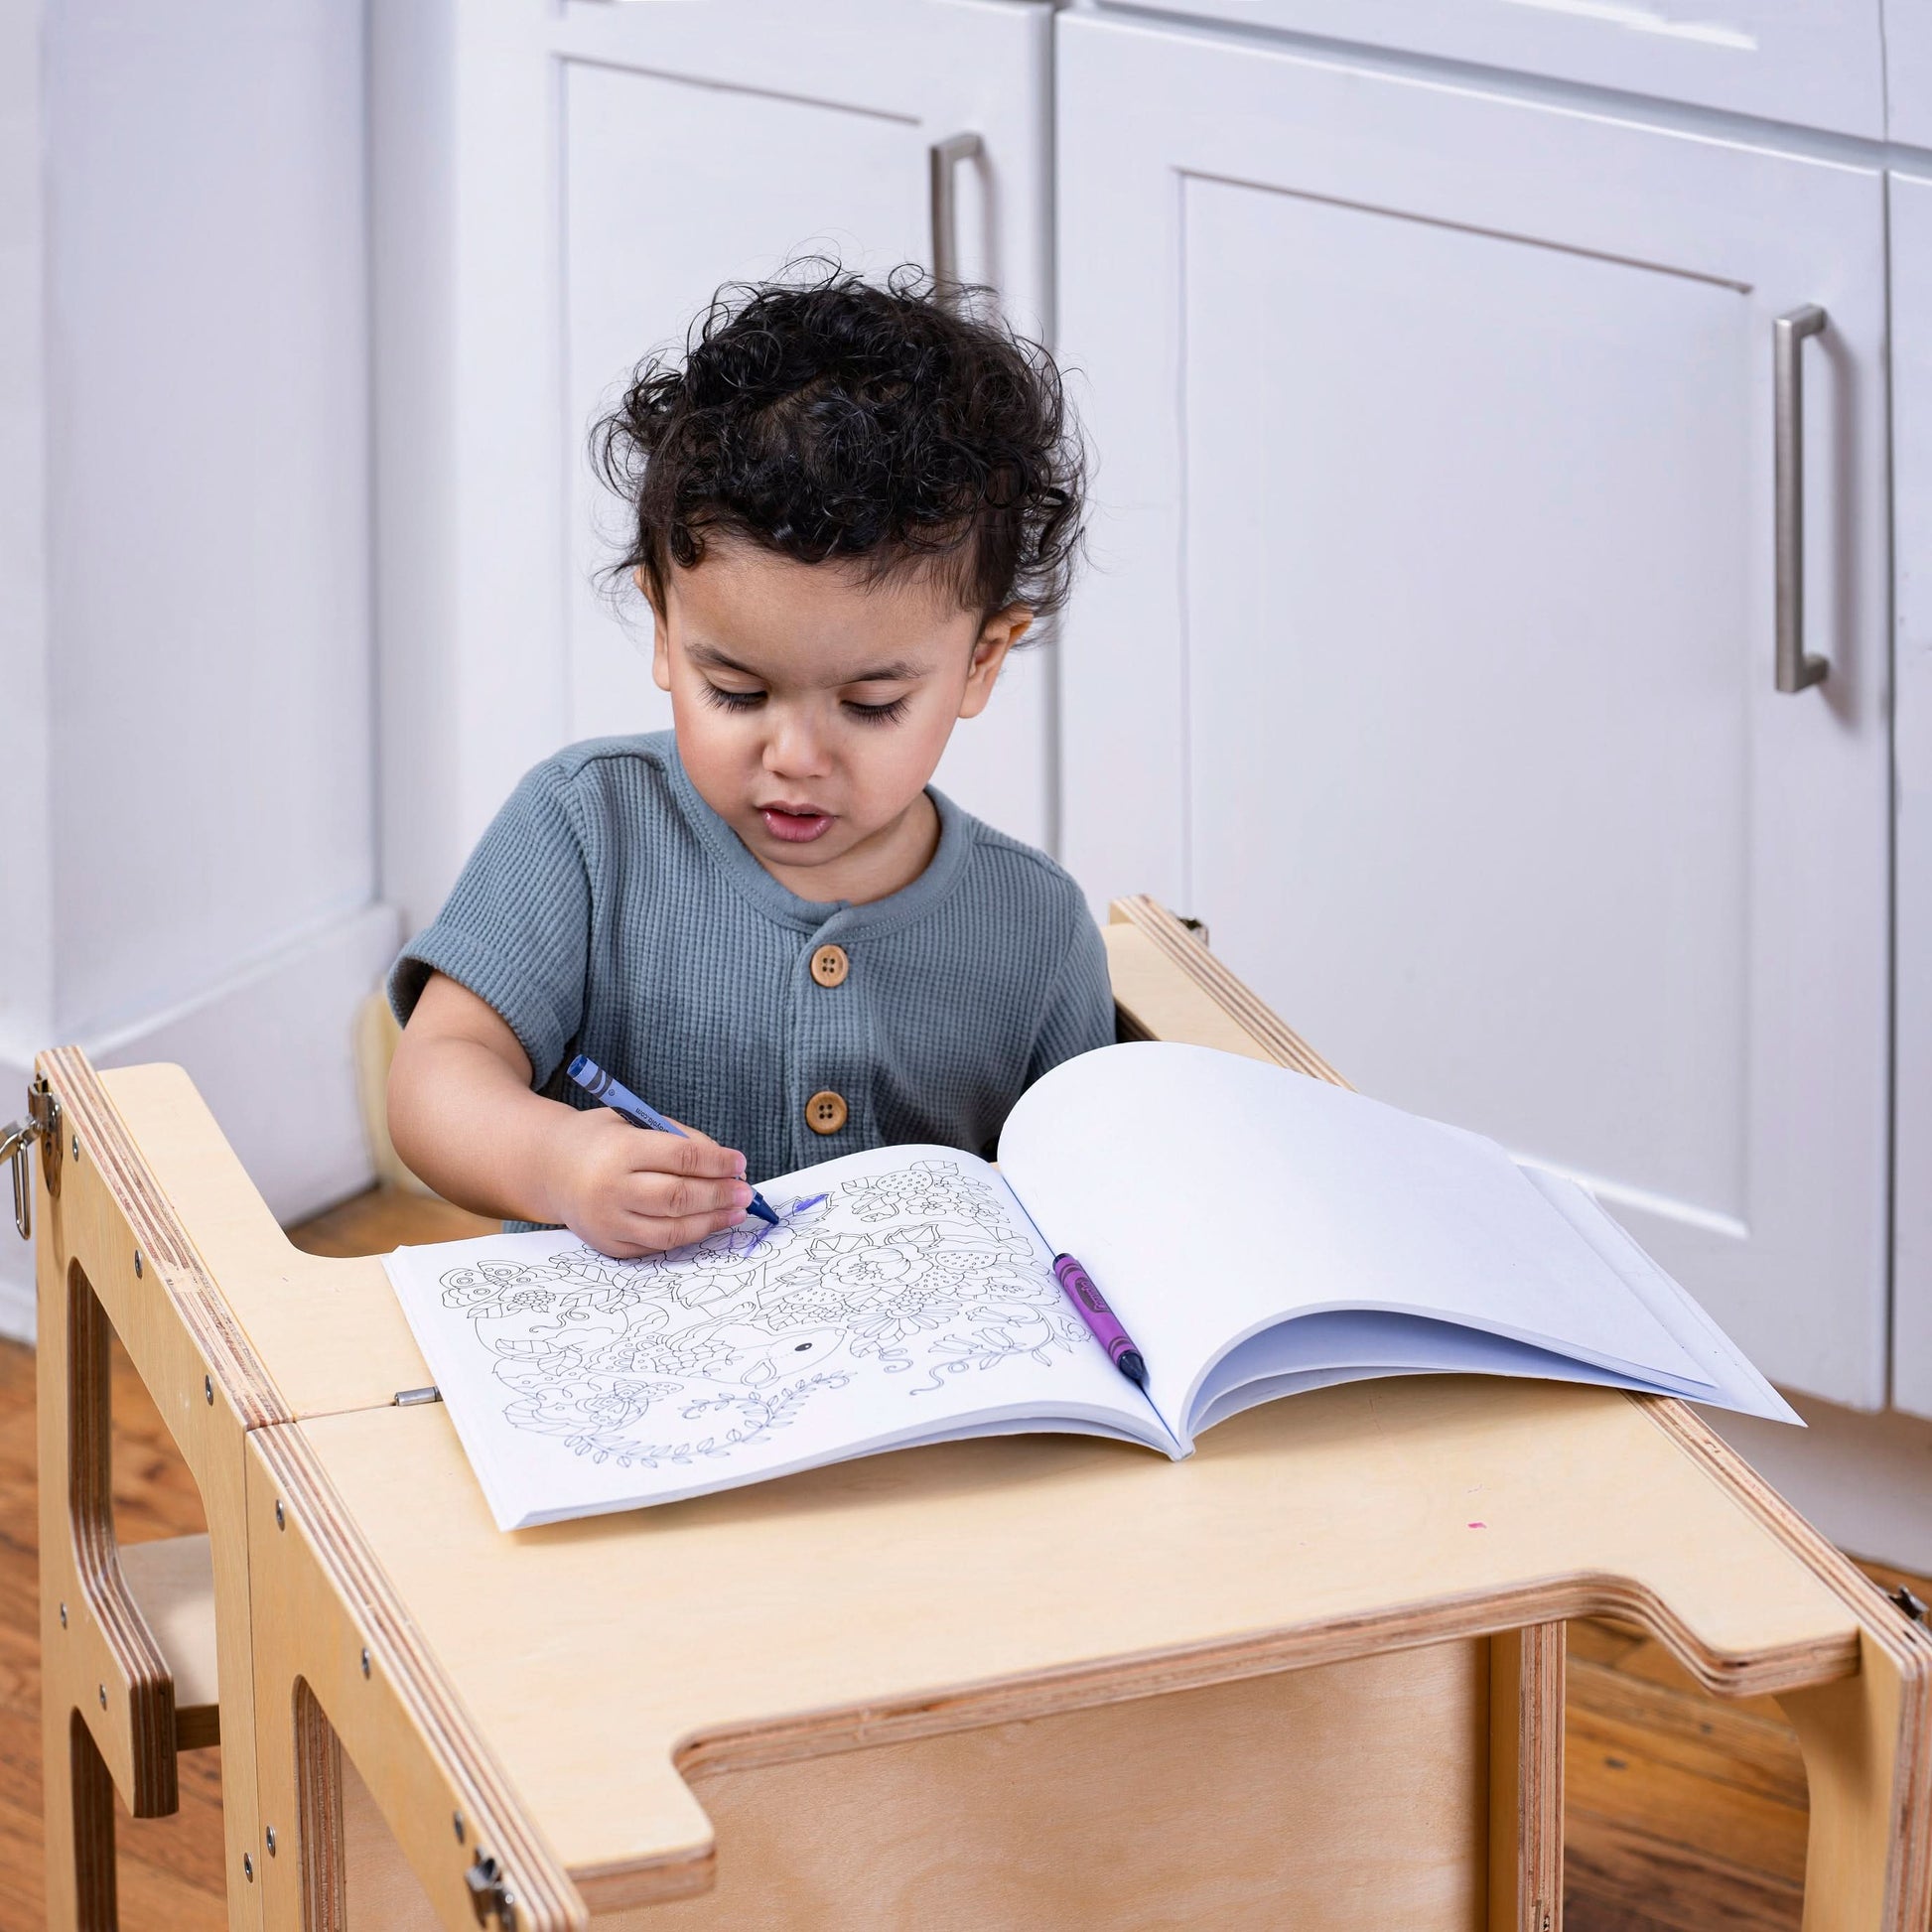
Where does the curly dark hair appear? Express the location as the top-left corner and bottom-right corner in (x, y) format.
(590, 263), (1085, 622)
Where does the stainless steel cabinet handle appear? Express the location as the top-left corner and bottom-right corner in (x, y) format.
(1773, 304), (1829, 694)
(929, 131), (982, 300)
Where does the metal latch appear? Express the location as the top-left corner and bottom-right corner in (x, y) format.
(465, 1853), (517, 1928)
(1, 1078), (60, 1242)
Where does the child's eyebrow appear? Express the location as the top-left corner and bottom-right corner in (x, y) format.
(685, 640), (927, 684)
(838, 659), (926, 684)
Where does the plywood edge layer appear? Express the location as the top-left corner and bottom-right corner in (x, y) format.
(546, 1570), (1854, 1911)
(1638, 1396), (1932, 1663)
(44, 1047), (292, 1428)
(1107, 896), (1351, 1088)
(673, 1570), (1853, 1774)
(1637, 1394), (1932, 1923)
(117, 1533), (220, 1750)
(252, 1421), (586, 1928)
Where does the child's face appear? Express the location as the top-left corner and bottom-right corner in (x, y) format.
(649, 542), (1029, 900)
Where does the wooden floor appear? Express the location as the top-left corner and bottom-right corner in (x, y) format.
(1, 1184), (1924, 1929)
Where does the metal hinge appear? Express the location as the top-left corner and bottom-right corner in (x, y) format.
(1, 1078), (61, 1242)
(1890, 1585), (1928, 1627)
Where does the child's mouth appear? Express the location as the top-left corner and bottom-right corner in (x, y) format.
(759, 805), (835, 844)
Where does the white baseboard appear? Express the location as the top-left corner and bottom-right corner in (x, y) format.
(1711, 1392), (1932, 1576)
(0, 902), (401, 1344)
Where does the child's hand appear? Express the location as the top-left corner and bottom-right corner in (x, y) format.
(388, 975), (756, 1255)
(546, 1108), (754, 1259)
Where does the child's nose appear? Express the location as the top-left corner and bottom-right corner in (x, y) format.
(763, 705), (832, 777)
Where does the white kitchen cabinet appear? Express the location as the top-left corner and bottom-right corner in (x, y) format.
(374, 0), (1056, 930)
(1893, 171), (1932, 1420)
(1076, 0), (1886, 137)
(1057, 14), (1890, 1403)
(1890, 1), (1932, 149)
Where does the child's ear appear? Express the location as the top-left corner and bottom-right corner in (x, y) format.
(639, 567), (673, 694)
(958, 606), (1033, 720)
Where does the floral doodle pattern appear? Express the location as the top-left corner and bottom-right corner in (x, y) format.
(436, 1160), (1089, 1470)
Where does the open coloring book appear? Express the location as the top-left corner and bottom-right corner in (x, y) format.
(382, 1042), (1797, 1530)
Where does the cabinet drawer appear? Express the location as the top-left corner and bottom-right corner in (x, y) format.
(1888, 0), (1932, 148)
(1080, 0), (1885, 138)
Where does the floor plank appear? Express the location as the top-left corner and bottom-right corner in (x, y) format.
(286, 1184), (495, 1258)
(1, 1182), (1926, 1928)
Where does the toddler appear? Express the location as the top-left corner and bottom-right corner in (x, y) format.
(387, 267), (1114, 1257)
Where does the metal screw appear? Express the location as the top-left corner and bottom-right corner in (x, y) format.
(275, 1499), (285, 1530)
(70, 1133), (78, 1161)
(360, 1647), (371, 1679)
(205, 1374), (213, 1405)
(265, 1826), (277, 1857)
(59, 1602), (67, 1628)
(243, 1853), (254, 1882)
(453, 1810), (466, 1843)
(133, 1249), (142, 1278)
(97, 1684), (106, 1709)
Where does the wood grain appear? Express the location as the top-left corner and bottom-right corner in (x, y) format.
(1492, 1624), (1565, 1931)
(33, 1047), (279, 1920)
(0, 1334), (227, 1930)
(627, 1642), (1490, 1931)
(264, 1366), (1861, 1911)
(0, 1242), (1922, 1929)
(87, 1060), (430, 1420)
(119, 1535), (219, 1752)
(245, 1422), (585, 1931)
(15, 897), (1929, 1926)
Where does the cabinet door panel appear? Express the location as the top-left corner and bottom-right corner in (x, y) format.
(555, 2), (1055, 851)
(1184, 181), (1751, 1217)
(1893, 171), (1932, 1419)
(564, 63), (923, 748)
(1093, 0), (1885, 136)
(378, 0), (1056, 929)
(1058, 16), (1889, 1402)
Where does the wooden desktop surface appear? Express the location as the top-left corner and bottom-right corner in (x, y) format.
(263, 1371), (1857, 1900)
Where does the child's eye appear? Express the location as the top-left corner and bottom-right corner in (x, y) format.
(845, 696), (910, 726)
(702, 683), (765, 713)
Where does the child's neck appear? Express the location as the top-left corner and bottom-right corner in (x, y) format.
(753, 790), (941, 907)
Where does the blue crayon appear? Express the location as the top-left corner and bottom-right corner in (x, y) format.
(566, 1053), (780, 1228)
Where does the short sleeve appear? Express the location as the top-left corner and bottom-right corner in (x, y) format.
(387, 761), (592, 1086)
(1028, 896), (1116, 1081)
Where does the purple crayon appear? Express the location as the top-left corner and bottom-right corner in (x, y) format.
(1052, 1253), (1150, 1390)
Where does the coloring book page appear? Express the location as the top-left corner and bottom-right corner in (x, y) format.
(383, 1146), (1162, 1529)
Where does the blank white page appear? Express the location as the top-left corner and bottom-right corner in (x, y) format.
(998, 1043), (1708, 1439)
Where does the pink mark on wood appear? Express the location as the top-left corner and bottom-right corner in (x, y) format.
(1467, 1521), (1487, 1530)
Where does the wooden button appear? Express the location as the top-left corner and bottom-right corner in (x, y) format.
(805, 1089), (849, 1136)
(809, 943), (849, 988)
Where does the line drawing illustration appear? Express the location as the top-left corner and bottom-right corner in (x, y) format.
(433, 1160), (1091, 1470)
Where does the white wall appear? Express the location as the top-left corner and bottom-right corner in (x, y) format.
(1, 0), (54, 1102)
(0, 0), (394, 1337)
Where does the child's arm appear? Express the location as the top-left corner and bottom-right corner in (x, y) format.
(387, 973), (754, 1258)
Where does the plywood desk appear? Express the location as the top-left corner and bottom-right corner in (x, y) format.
(25, 898), (1932, 1930)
